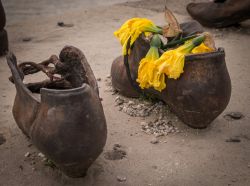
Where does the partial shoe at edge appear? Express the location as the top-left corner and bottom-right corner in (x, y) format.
(0, 29), (8, 56)
(186, 0), (250, 28)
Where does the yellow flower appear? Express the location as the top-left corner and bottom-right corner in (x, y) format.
(156, 49), (185, 79)
(137, 35), (163, 90)
(191, 43), (215, 54)
(137, 35), (214, 92)
(137, 46), (160, 89)
(114, 18), (162, 55)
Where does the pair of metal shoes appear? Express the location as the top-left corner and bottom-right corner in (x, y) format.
(7, 23), (231, 177)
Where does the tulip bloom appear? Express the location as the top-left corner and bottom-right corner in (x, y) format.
(114, 18), (162, 55)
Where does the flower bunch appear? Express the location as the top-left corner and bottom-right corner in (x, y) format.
(114, 17), (215, 92)
(114, 18), (162, 55)
(137, 35), (214, 91)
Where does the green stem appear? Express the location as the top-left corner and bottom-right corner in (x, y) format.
(145, 26), (163, 35)
(162, 34), (197, 50)
(192, 35), (205, 47)
(150, 34), (161, 48)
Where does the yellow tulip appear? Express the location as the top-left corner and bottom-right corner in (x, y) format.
(114, 18), (162, 55)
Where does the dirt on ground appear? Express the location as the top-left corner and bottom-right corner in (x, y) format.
(0, 0), (250, 186)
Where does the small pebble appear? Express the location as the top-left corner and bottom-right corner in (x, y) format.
(117, 175), (126, 182)
(115, 96), (124, 106)
(113, 143), (121, 149)
(25, 152), (31, 157)
(152, 165), (158, 169)
(231, 178), (238, 182)
(38, 153), (45, 158)
(57, 22), (74, 27)
(141, 121), (147, 126)
(97, 78), (101, 81)
(224, 112), (244, 121)
(150, 138), (159, 144)
(225, 138), (241, 143)
(156, 133), (164, 137)
(22, 37), (32, 42)
(228, 112), (243, 119)
(19, 165), (23, 170)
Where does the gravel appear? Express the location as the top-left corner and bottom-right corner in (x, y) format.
(114, 96), (168, 117)
(104, 76), (118, 95)
(106, 77), (181, 136)
(142, 119), (180, 136)
(113, 95), (181, 136)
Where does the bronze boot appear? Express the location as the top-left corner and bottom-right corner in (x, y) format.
(187, 0), (250, 28)
(0, 0), (8, 56)
(7, 46), (107, 177)
(111, 21), (231, 128)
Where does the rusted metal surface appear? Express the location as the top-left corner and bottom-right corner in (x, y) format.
(111, 21), (231, 128)
(111, 55), (140, 98)
(7, 46), (107, 177)
(0, 0), (8, 56)
(0, 0), (6, 29)
(186, 0), (250, 28)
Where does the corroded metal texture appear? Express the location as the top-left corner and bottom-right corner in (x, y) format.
(111, 55), (140, 98)
(0, 0), (8, 56)
(7, 46), (107, 177)
(111, 21), (231, 128)
(186, 0), (250, 28)
(0, 0), (6, 29)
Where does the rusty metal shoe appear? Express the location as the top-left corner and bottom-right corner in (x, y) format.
(111, 22), (231, 128)
(0, 0), (8, 56)
(111, 55), (140, 98)
(6, 46), (107, 177)
(0, 29), (8, 56)
(0, 0), (6, 29)
(187, 0), (250, 28)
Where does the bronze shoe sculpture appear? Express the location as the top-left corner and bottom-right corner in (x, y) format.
(187, 0), (250, 28)
(0, 0), (8, 56)
(111, 21), (231, 129)
(7, 46), (107, 177)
